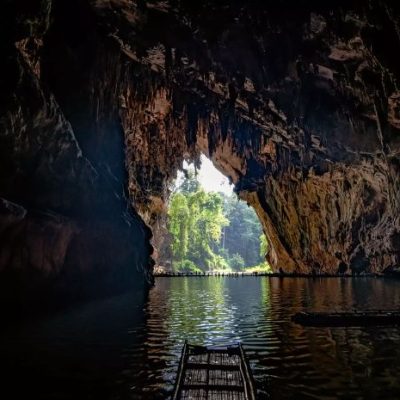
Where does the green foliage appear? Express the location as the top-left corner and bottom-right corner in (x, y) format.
(229, 253), (245, 271)
(222, 195), (264, 267)
(174, 259), (202, 273)
(259, 233), (268, 259)
(168, 172), (229, 271)
(244, 263), (272, 273)
(167, 166), (269, 272)
(177, 169), (200, 194)
(211, 254), (230, 271)
(168, 193), (189, 262)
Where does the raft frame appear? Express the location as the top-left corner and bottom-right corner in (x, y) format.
(172, 341), (257, 400)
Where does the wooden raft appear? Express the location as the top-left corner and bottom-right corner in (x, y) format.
(172, 342), (256, 400)
(292, 311), (400, 327)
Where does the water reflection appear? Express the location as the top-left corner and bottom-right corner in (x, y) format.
(2, 278), (400, 399)
(161, 277), (237, 345)
(128, 277), (400, 399)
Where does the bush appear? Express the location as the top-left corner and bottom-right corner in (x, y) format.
(174, 259), (202, 273)
(243, 263), (272, 273)
(229, 253), (245, 271)
(213, 255), (230, 270)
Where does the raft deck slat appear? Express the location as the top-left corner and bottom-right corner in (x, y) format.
(173, 342), (256, 400)
(180, 389), (246, 400)
(292, 311), (400, 327)
(186, 364), (243, 371)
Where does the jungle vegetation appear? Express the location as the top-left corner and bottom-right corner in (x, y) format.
(167, 170), (270, 273)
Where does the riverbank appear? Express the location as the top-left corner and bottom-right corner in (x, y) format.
(153, 271), (397, 278)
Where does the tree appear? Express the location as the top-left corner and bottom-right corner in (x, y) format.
(168, 193), (189, 263)
(177, 169), (200, 194)
(230, 253), (245, 271)
(186, 189), (229, 269)
(260, 233), (268, 259)
(168, 172), (229, 271)
(221, 194), (264, 267)
(167, 167), (268, 272)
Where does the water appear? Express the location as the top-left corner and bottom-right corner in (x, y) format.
(2, 277), (400, 399)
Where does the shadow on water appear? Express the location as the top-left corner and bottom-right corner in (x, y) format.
(1, 290), (148, 400)
(2, 277), (400, 399)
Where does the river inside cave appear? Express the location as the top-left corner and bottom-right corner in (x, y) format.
(2, 277), (400, 399)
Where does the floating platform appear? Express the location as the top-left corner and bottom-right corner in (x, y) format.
(292, 311), (400, 327)
(172, 342), (256, 400)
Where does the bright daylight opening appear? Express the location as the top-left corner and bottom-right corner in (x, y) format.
(156, 155), (271, 274)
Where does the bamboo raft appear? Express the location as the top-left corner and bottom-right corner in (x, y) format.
(292, 311), (400, 327)
(172, 342), (256, 400)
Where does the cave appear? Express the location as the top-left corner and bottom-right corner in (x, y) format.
(1, 0), (400, 399)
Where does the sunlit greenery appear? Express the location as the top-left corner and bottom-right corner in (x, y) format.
(167, 169), (271, 272)
(242, 264), (272, 274)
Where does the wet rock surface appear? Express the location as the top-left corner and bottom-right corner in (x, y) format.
(1, 0), (400, 302)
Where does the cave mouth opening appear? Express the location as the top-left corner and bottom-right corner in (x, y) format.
(153, 154), (270, 274)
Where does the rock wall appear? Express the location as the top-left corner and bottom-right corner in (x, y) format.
(0, 0), (153, 309)
(1, 0), (400, 304)
(94, 0), (399, 274)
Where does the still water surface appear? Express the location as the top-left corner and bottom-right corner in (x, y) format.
(3, 277), (400, 399)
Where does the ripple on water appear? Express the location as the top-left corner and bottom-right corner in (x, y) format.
(122, 277), (400, 400)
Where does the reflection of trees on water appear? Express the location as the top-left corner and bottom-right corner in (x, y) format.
(139, 277), (241, 398)
(164, 277), (237, 346)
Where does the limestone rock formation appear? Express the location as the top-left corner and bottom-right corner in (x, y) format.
(1, 0), (400, 303)
(98, 0), (400, 274)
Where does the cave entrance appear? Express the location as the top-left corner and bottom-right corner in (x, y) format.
(154, 155), (270, 274)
